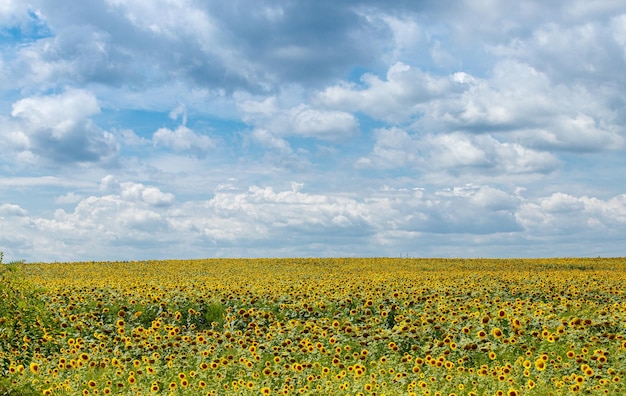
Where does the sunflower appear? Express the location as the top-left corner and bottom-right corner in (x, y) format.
(491, 328), (503, 338)
(29, 362), (40, 374)
(534, 358), (546, 371)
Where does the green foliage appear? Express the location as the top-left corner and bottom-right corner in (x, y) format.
(203, 301), (227, 328)
(0, 378), (39, 396)
(0, 253), (56, 380)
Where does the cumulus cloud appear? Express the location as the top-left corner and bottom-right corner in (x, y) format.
(515, 114), (624, 152)
(316, 62), (454, 123)
(55, 192), (83, 204)
(358, 128), (560, 176)
(0, 203), (27, 217)
(152, 125), (215, 158)
(99, 174), (119, 192)
(1, 178), (175, 259)
(436, 184), (519, 211)
(317, 58), (624, 155)
(239, 97), (359, 141)
(426, 60), (625, 152)
(99, 175), (174, 207)
(249, 128), (292, 154)
(175, 186), (374, 243)
(516, 193), (626, 235)
(3, 89), (118, 165)
(12, 88), (100, 126)
(540, 192), (585, 213)
(4, 0), (391, 93)
(494, 16), (626, 87)
(7, 25), (130, 89)
(46, 195), (168, 246)
(202, 1), (387, 86)
(424, 133), (561, 174)
(356, 127), (420, 169)
(4, 178), (626, 261)
(369, 184), (523, 235)
(314, 53), (625, 159)
(0, 0), (30, 25)
(119, 182), (175, 207)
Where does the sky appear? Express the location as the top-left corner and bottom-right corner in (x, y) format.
(1, 1), (626, 262)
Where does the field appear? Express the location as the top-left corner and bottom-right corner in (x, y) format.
(1, 257), (625, 395)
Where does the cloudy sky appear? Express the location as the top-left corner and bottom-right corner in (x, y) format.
(1, 1), (626, 262)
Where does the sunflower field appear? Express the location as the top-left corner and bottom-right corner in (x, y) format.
(1, 257), (625, 395)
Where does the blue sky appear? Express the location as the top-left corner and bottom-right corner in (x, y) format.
(1, 1), (626, 262)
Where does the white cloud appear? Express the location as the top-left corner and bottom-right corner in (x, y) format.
(171, 185), (375, 245)
(425, 133), (490, 169)
(55, 192), (83, 204)
(356, 127), (420, 169)
(500, 17), (626, 85)
(119, 181), (175, 207)
(435, 184), (518, 210)
(249, 129), (292, 153)
(98, 175), (174, 206)
(100, 175), (119, 192)
(0, 176), (89, 188)
(516, 193), (626, 234)
(374, 13), (425, 64)
(0, 0), (29, 25)
(105, 0), (218, 46)
(168, 103), (187, 123)
(358, 128), (560, 176)
(317, 58), (624, 153)
(117, 207), (164, 232)
(316, 62), (453, 123)
(288, 106), (359, 140)
(152, 125), (215, 158)
(4, 89), (118, 165)
(6, 24), (129, 90)
(47, 194), (168, 244)
(429, 134), (560, 174)
(117, 129), (150, 146)
(540, 192), (585, 213)
(12, 88), (100, 131)
(517, 114), (624, 152)
(4, 179), (626, 261)
(470, 185), (519, 210)
(0, 203), (27, 217)
(430, 60), (622, 152)
(239, 98), (359, 141)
